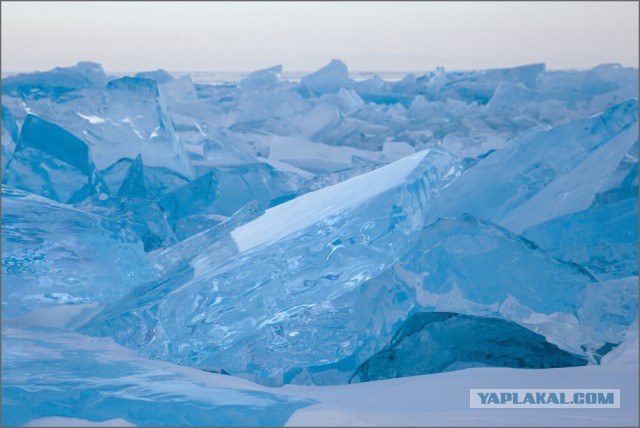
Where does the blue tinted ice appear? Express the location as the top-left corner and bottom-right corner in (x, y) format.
(351, 312), (588, 383)
(3, 115), (108, 204)
(351, 214), (598, 366)
(3, 72), (195, 179)
(522, 197), (638, 279)
(1, 60), (638, 419)
(1, 61), (106, 97)
(300, 59), (349, 96)
(424, 99), (639, 233)
(1, 186), (156, 317)
(83, 149), (462, 380)
(1, 105), (19, 171)
(135, 69), (174, 83)
(75, 195), (178, 252)
(100, 156), (190, 201)
(240, 65), (282, 90)
(1, 328), (314, 427)
(158, 162), (299, 240)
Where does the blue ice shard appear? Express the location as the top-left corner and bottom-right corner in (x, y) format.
(481, 63), (546, 88)
(3, 73), (195, 179)
(577, 276), (639, 347)
(426, 63), (545, 105)
(1, 186), (156, 317)
(350, 312), (588, 383)
(1, 328), (314, 427)
(100, 157), (190, 201)
(521, 136), (638, 278)
(134, 70), (200, 105)
(75, 195), (178, 252)
(151, 200), (264, 273)
(424, 99), (639, 233)
(82, 149), (462, 380)
(591, 138), (638, 205)
(296, 103), (341, 139)
(2, 115), (108, 204)
(96, 77), (195, 177)
(486, 82), (537, 113)
(522, 197), (638, 279)
(351, 214), (597, 366)
(240, 65), (282, 90)
(159, 75), (200, 105)
(73, 155), (179, 252)
(1, 61), (106, 98)
(1, 105), (19, 144)
(135, 69), (174, 83)
(300, 59), (349, 96)
(117, 154), (147, 198)
(158, 162), (300, 240)
(1, 105), (19, 171)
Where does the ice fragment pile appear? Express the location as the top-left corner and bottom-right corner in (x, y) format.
(1, 60), (638, 425)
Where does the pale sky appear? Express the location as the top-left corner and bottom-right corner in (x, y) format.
(1, 1), (638, 73)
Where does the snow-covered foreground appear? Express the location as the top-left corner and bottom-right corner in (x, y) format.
(283, 332), (639, 426)
(9, 326), (637, 427)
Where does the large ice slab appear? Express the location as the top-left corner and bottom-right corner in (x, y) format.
(3, 74), (195, 179)
(300, 60), (349, 96)
(424, 99), (639, 233)
(135, 69), (174, 83)
(350, 312), (588, 383)
(240, 65), (282, 90)
(1, 62), (106, 98)
(2, 115), (108, 204)
(350, 213), (598, 368)
(83, 149), (462, 380)
(99, 77), (195, 175)
(1, 186), (156, 317)
(499, 103), (639, 232)
(519, 135), (638, 278)
(231, 150), (456, 252)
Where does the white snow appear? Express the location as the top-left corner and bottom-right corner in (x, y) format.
(282, 333), (639, 426)
(10, 325), (638, 427)
(3, 303), (102, 330)
(230, 150), (429, 252)
(23, 417), (135, 427)
(132, 128), (144, 140)
(77, 113), (106, 124)
(22, 101), (34, 114)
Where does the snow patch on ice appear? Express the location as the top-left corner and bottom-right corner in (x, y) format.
(23, 417), (136, 427)
(231, 150), (429, 252)
(77, 113), (106, 124)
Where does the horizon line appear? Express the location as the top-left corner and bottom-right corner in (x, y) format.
(2, 62), (637, 77)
